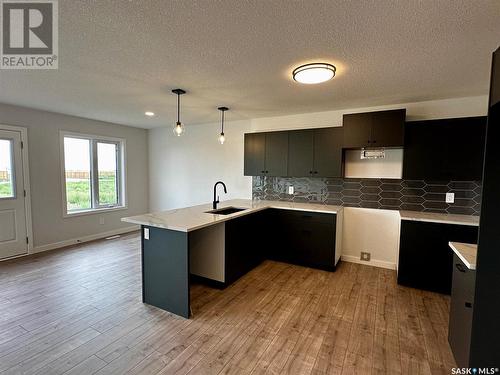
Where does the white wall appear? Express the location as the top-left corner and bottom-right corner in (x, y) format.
(344, 149), (404, 179)
(341, 207), (401, 269)
(149, 119), (252, 211)
(0, 103), (149, 252)
(149, 95), (488, 269)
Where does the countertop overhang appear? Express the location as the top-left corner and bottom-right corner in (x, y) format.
(122, 199), (342, 232)
(449, 242), (477, 270)
(399, 210), (479, 227)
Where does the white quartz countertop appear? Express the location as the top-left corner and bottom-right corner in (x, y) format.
(449, 242), (478, 270)
(399, 210), (479, 227)
(122, 199), (342, 232)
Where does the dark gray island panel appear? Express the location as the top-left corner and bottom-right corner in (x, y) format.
(142, 226), (190, 318)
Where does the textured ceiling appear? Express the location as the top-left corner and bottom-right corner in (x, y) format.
(0, 0), (499, 129)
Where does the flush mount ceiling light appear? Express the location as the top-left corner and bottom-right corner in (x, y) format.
(292, 63), (336, 84)
(172, 88), (186, 136)
(217, 106), (229, 145)
(145, 111), (155, 117)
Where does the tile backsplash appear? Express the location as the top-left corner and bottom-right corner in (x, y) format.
(252, 177), (482, 215)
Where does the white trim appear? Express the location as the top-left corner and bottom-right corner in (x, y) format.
(63, 205), (128, 218)
(59, 131), (127, 218)
(31, 225), (139, 254)
(0, 124), (33, 254)
(341, 255), (396, 270)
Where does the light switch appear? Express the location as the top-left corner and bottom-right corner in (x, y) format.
(446, 193), (455, 204)
(144, 228), (150, 240)
(288, 186), (294, 195)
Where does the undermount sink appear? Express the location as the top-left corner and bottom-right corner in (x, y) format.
(205, 206), (248, 215)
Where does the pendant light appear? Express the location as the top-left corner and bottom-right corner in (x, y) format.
(218, 107), (228, 144)
(172, 89), (186, 136)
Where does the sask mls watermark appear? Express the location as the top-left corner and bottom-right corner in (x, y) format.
(1, 0), (58, 69)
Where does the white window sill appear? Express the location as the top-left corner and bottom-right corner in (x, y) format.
(64, 205), (128, 218)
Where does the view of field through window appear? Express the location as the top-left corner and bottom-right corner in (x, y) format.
(0, 139), (14, 199)
(64, 137), (119, 212)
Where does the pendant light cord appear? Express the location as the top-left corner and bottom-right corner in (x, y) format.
(177, 93), (180, 123)
(221, 110), (224, 133)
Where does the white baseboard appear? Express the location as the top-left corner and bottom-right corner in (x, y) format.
(32, 226), (140, 254)
(341, 254), (396, 270)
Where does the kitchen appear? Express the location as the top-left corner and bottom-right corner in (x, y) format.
(0, 2), (499, 374)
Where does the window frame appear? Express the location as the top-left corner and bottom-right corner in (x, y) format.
(0, 137), (16, 200)
(60, 131), (127, 217)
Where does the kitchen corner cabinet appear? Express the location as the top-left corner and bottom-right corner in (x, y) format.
(224, 210), (267, 285)
(267, 209), (338, 271)
(244, 131), (288, 176)
(403, 117), (487, 181)
(343, 109), (405, 149)
(397, 221), (478, 294)
(288, 127), (343, 177)
(448, 253), (475, 368)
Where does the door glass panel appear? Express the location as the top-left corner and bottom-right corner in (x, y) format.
(64, 137), (92, 211)
(0, 139), (14, 199)
(97, 142), (118, 206)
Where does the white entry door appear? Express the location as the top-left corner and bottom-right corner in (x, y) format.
(0, 129), (28, 259)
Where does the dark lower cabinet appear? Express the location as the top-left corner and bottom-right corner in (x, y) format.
(267, 209), (338, 271)
(448, 254), (475, 368)
(398, 221), (478, 294)
(224, 210), (268, 285)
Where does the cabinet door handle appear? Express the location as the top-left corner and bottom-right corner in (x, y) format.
(313, 171), (318, 174)
(372, 140), (377, 143)
(265, 171), (269, 174)
(465, 302), (473, 308)
(261, 170), (265, 173)
(455, 263), (466, 273)
(309, 171), (313, 174)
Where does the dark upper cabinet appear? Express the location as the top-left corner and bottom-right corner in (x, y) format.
(313, 127), (344, 177)
(265, 131), (289, 176)
(403, 117), (487, 181)
(491, 47), (500, 107)
(244, 131), (288, 176)
(288, 130), (314, 176)
(343, 109), (405, 148)
(244, 133), (265, 176)
(288, 127), (343, 177)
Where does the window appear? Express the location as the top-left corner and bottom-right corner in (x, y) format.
(62, 133), (125, 215)
(0, 139), (14, 199)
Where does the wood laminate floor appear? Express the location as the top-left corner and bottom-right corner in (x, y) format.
(0, 233), (456, 375)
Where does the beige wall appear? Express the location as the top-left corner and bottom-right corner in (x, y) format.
(0, 103), (149, 252)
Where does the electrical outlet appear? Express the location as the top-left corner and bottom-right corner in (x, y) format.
(288, 186), (294, 195)
(99, 217), (105, 225)
(144, 228), (150, 240)
(360, 252), (371, 261)
(446, 192), (455, 204)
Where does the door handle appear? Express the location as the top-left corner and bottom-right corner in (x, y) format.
(455, 263), (466, 273)
(465, 302), (473, 308)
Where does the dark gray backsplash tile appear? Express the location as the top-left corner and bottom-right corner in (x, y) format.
(252, 176), (482, 215)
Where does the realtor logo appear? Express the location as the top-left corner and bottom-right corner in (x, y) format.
(1, 0), (58, 69)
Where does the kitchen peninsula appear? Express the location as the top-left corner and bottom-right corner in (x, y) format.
(122, 199), (344, 318)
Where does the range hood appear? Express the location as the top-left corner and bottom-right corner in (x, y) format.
(360, 148), (386, 159)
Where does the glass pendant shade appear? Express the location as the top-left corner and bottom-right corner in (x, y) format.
(218, 132), (225, 144)
(173, 121), (185, 136)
